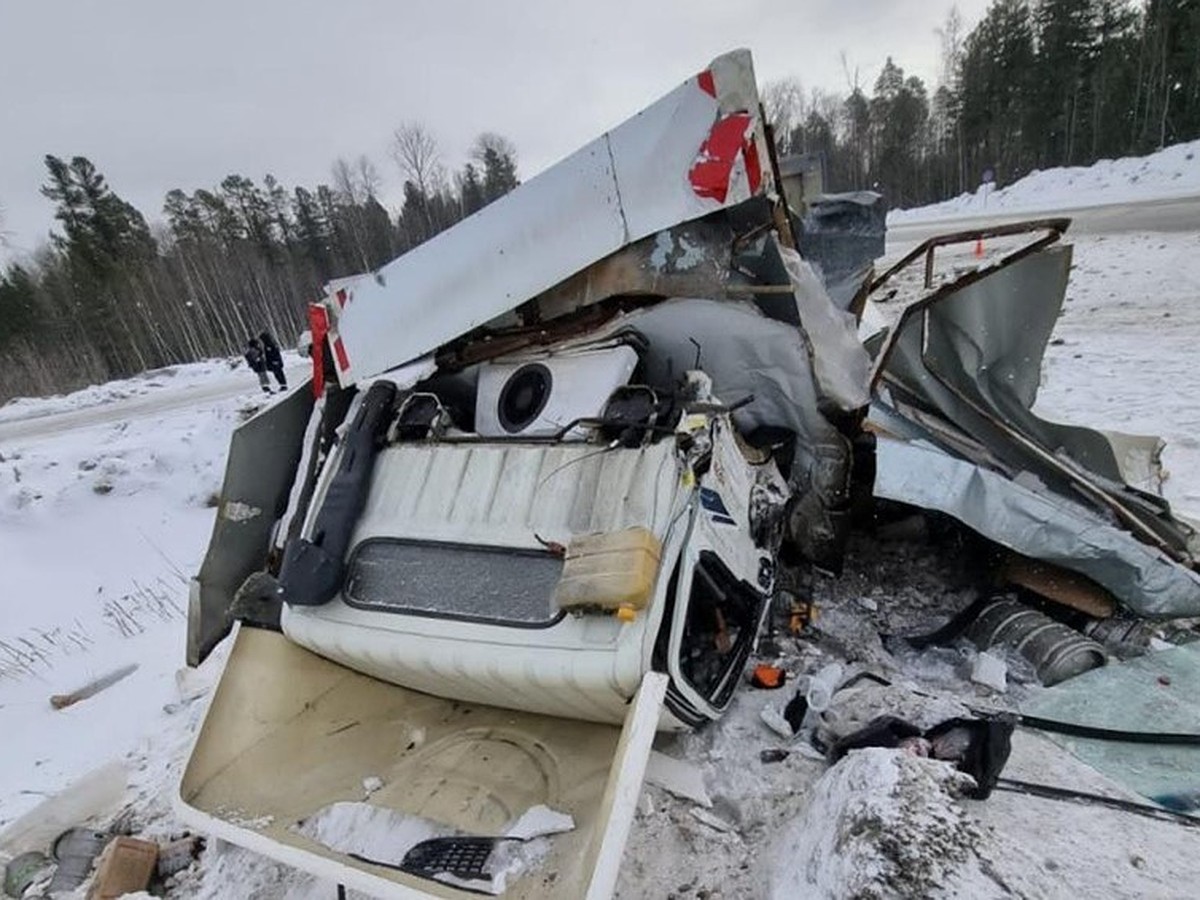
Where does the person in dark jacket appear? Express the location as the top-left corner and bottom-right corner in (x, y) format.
(244, 338), (271, 394)
(259, 331), (288, 390)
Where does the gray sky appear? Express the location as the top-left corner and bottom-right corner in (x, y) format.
(0, 0), (990, 263)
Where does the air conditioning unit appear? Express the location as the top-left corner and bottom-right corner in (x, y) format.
(475, 345), (639, 439)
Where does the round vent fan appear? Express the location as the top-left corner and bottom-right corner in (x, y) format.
(497, 363), (553, 433)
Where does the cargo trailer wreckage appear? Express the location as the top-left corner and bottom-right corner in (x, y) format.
(177, 49), (1200, 899)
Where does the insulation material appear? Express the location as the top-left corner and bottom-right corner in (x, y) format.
(616, 298), (840, 443)
(777, 241), (871, 412)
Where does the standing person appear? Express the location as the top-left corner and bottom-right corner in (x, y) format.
(244, 338), (271, 394)
(259, 330), (288, 391)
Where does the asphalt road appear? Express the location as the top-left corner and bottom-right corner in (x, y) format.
(887, 193), (1200, 254)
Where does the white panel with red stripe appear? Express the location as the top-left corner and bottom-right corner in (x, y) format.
(316, 48), (772, 389)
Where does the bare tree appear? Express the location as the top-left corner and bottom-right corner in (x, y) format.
(935, 6), (965, 90)
(354, 155), (382, 199)
(470, 132), (518, 168)
(331, 157), (365, 204)
(332, 155), (384, 204)
(390, 122), (444, 196)
(761, 77), (806, 156)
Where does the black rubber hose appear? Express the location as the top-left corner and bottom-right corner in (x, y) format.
(994, 777), (1200, 829)
(1010, 712), (1200, 747)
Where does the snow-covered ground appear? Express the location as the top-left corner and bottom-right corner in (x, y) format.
(2, 201), (1199, 895)
(890, 139), (1200, 224)
(0, 360), (240, 426)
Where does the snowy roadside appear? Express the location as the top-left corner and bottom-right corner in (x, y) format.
(0, 353), (310, 436)
(0, 226), (1198, 898)
(0, 360), (239, 426)
(889, 139), (1200, 225)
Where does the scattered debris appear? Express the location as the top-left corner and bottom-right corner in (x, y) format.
(48, 827), (108, 894)
(2, 851), (49, 898)
(504, 805), (575, 842)
(970, 651), (1008, 694)
(750, 664), (787, 689)
(645, 752), (713, 809)
(688, 808), (737, 835)
(998, 554), (1116, 619)
(50, 663), (139, 710)
(155, 835), (202, 879)
(88, 836), (158, 900)
(760, 704), (797, 740)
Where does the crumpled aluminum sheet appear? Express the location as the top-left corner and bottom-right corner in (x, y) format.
(875, 436), (1200, 617)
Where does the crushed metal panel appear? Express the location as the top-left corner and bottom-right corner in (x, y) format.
(187, 385), (314, 666)
(329, 49), (772, 386)
(176, 626), (666, 899)
(526, 216), (747, 323)
(875, 239), (1196, 566)
(874, 437), (1200, 617)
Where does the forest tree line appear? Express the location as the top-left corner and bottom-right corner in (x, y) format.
(1, 0), (1198, 402)
(764, 0), (1199, 208)
(0, 126), (520, 402)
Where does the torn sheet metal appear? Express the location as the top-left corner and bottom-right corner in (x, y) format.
(328, 49), (772, 386)
(868, 223), (1198, 615)
(874, 437), (1200, 616)
(876, 242), (1194, 561)
(187, 384), (314, 667)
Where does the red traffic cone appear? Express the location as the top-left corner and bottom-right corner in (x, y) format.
(973, 237), (985, 259)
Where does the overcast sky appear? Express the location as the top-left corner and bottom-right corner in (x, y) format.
(0, 0), (990, 262)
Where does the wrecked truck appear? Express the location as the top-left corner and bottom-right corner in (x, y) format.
(177, 49), (874, 898)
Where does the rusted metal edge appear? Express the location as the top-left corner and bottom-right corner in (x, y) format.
(867, 218), (1071, 392)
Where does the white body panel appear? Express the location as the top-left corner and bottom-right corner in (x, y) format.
(283, 440), (689, 723)
(329, 49), (769, 385)
(475, 345), (639, 438)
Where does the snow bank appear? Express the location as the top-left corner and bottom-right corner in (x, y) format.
(891, 139), (1200, 224)
(765, 748), (992, 900)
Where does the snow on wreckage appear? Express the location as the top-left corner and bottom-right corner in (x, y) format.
(171, 47), (1200, 900)
(177, 47), (874, 899)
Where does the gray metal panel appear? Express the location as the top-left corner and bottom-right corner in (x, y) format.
(875, 437), (1200, 617)
(187, 384), (315, 666)
(881, 246), (1196, 562)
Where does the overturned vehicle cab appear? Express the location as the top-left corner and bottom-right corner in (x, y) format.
(178, 49), (874, 899)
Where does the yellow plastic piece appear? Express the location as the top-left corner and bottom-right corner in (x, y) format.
(554, 527), (663, 614)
